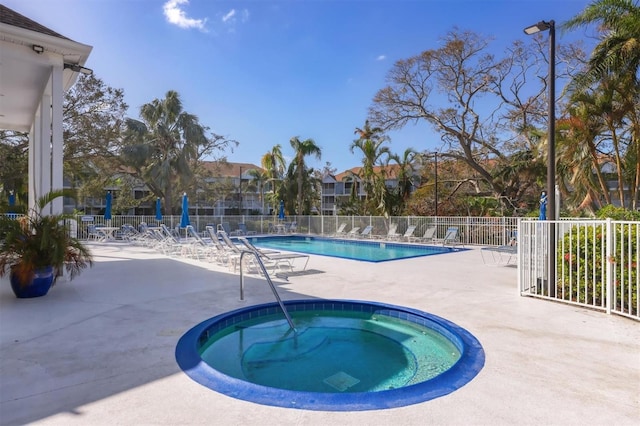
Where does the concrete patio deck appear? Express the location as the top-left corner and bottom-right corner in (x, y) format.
(1, 242), (638, 425)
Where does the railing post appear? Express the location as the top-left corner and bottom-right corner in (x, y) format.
(605, 218), (613, 315)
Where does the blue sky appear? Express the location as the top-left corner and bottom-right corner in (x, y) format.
(6, 0), (596, 172)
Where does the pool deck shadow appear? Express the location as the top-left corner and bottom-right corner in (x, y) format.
(0, 242), (638, 425)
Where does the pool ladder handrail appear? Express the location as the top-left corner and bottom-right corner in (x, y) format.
(239, 248), (297, 333)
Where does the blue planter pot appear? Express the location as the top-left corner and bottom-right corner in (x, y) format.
(10, 266), (55, 298)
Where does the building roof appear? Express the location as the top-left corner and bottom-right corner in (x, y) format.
(333, 164), (409, 181)
(0, 4), (92, 132)
(199, 161), (263, 178)
(0, 4), (68, 39)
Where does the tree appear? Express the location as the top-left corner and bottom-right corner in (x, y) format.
(63, 74), (128, 192)
(369, 29), (585, 213)
(351, 120), (391, 214)
(289, 136), (322, 214)
(563, 0), (640, 89)
(261, 144), (286, 212)
(246, 168), (269, 214)
(389, 147), (419, 214)
(563, 0), (640, 209)
(0, 130), (28, 212)
(120, 90), (235, 214)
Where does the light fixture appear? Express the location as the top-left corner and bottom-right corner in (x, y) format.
(63, 63), (93, 75)
(32, 44), (44, 54)
(524, 19), (556, 296)
(523, 21), (552, 35)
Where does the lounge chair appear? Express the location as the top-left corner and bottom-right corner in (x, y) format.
(439, 226), (462, 246)
(237, 237), (310, 273)
(87, 224), (107, 241)
(377, 223), (399, 240)
(236, 223), (257, 236)
(345, 227), (361, 238)
(399, 225), (417, 241)
(481, 230), (517, 265)
(332, 222), (347, 236)
(217, 222), (232, 235)
(409, 226), (436, 243)
(358, 225), (374, 239)
(205, 226), (241, 268)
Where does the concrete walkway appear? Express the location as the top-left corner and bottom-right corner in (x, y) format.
(1, 242), (638, 425)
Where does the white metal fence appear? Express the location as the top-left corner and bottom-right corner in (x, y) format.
(519, 219), (639, 321)
(72, 214), (522, 246)
(12, 212), (637, 321)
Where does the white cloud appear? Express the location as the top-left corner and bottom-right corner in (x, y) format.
(222, 9), (236, 23)
(376, 55), (386, 61)
(163, 0), (207, 31)
(221, 8), (250, 26)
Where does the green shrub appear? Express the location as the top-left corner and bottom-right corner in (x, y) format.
(558, 222), (637, 315)
(596, 205), (640, 221)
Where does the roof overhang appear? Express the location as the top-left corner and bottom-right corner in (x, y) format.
(0, 22), (92, 132)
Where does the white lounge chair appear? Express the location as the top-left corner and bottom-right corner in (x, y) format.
(345, 227), (361, 238)
(377, 223), (400, 240)
(481, 230), (517, 265)
(238, 237), (310, 273)
(439, 226), (462, 246)
(409, 226), (437, 243)
(332, 222), (347, 236)
(399, 225), (417, 241)
(358, 225), (374, 239)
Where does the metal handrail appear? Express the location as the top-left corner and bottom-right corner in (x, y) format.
(239, 249), (297, 333)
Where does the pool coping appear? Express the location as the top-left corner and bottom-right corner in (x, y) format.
(175, 299), (485, 411)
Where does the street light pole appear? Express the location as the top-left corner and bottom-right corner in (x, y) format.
(425, 152), (439, 216)
(434, 152), (438, 216)
(524, 20), (556, 296)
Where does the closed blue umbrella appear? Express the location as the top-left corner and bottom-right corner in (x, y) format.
(278, 200), (285, 220)
(539, 191), (547, 220)
(180, 193), (190, 228)
(104, 191), (112, 220)
(8, 191), (15, 213)
(155, 197), (163, 222)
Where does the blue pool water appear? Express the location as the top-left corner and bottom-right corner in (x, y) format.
(247, 235), (459, 262)
(176, 300), (485, 411)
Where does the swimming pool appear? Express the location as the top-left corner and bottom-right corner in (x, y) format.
(247, 235), (460, 262)
(176, 300), (485, 411)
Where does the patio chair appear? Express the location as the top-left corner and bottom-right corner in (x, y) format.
(357, 225), (374, 239)
(481, 230), (517, 265)
(345, 227), (361, 238)
(217, 222), (232, 235)
(238, 237), (310, 273)
(409, 226), (436, 243)
(185, 225), (218, 260)
(399, 225), (417, 241)
(236, 223), (257, 236)
(376, 223), (400, 240)
(87, 224), (107, 242)
(332, 222), (347, 236)
(439, 226), (462, 246)
(205, 226), (241, 268)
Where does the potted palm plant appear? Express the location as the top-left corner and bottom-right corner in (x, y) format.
(0, 189), (93, 298)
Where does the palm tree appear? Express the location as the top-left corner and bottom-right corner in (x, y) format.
(121, 90), (208, 214)
(351, 120), (391, 213)
(246, 168), (269, 214)
(261, 144), (286, 212)
(289, 136), (322, 214)
(563, 1), (640, 209)
(390, 148), (419, 213)
(563, 0), (640, 88)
